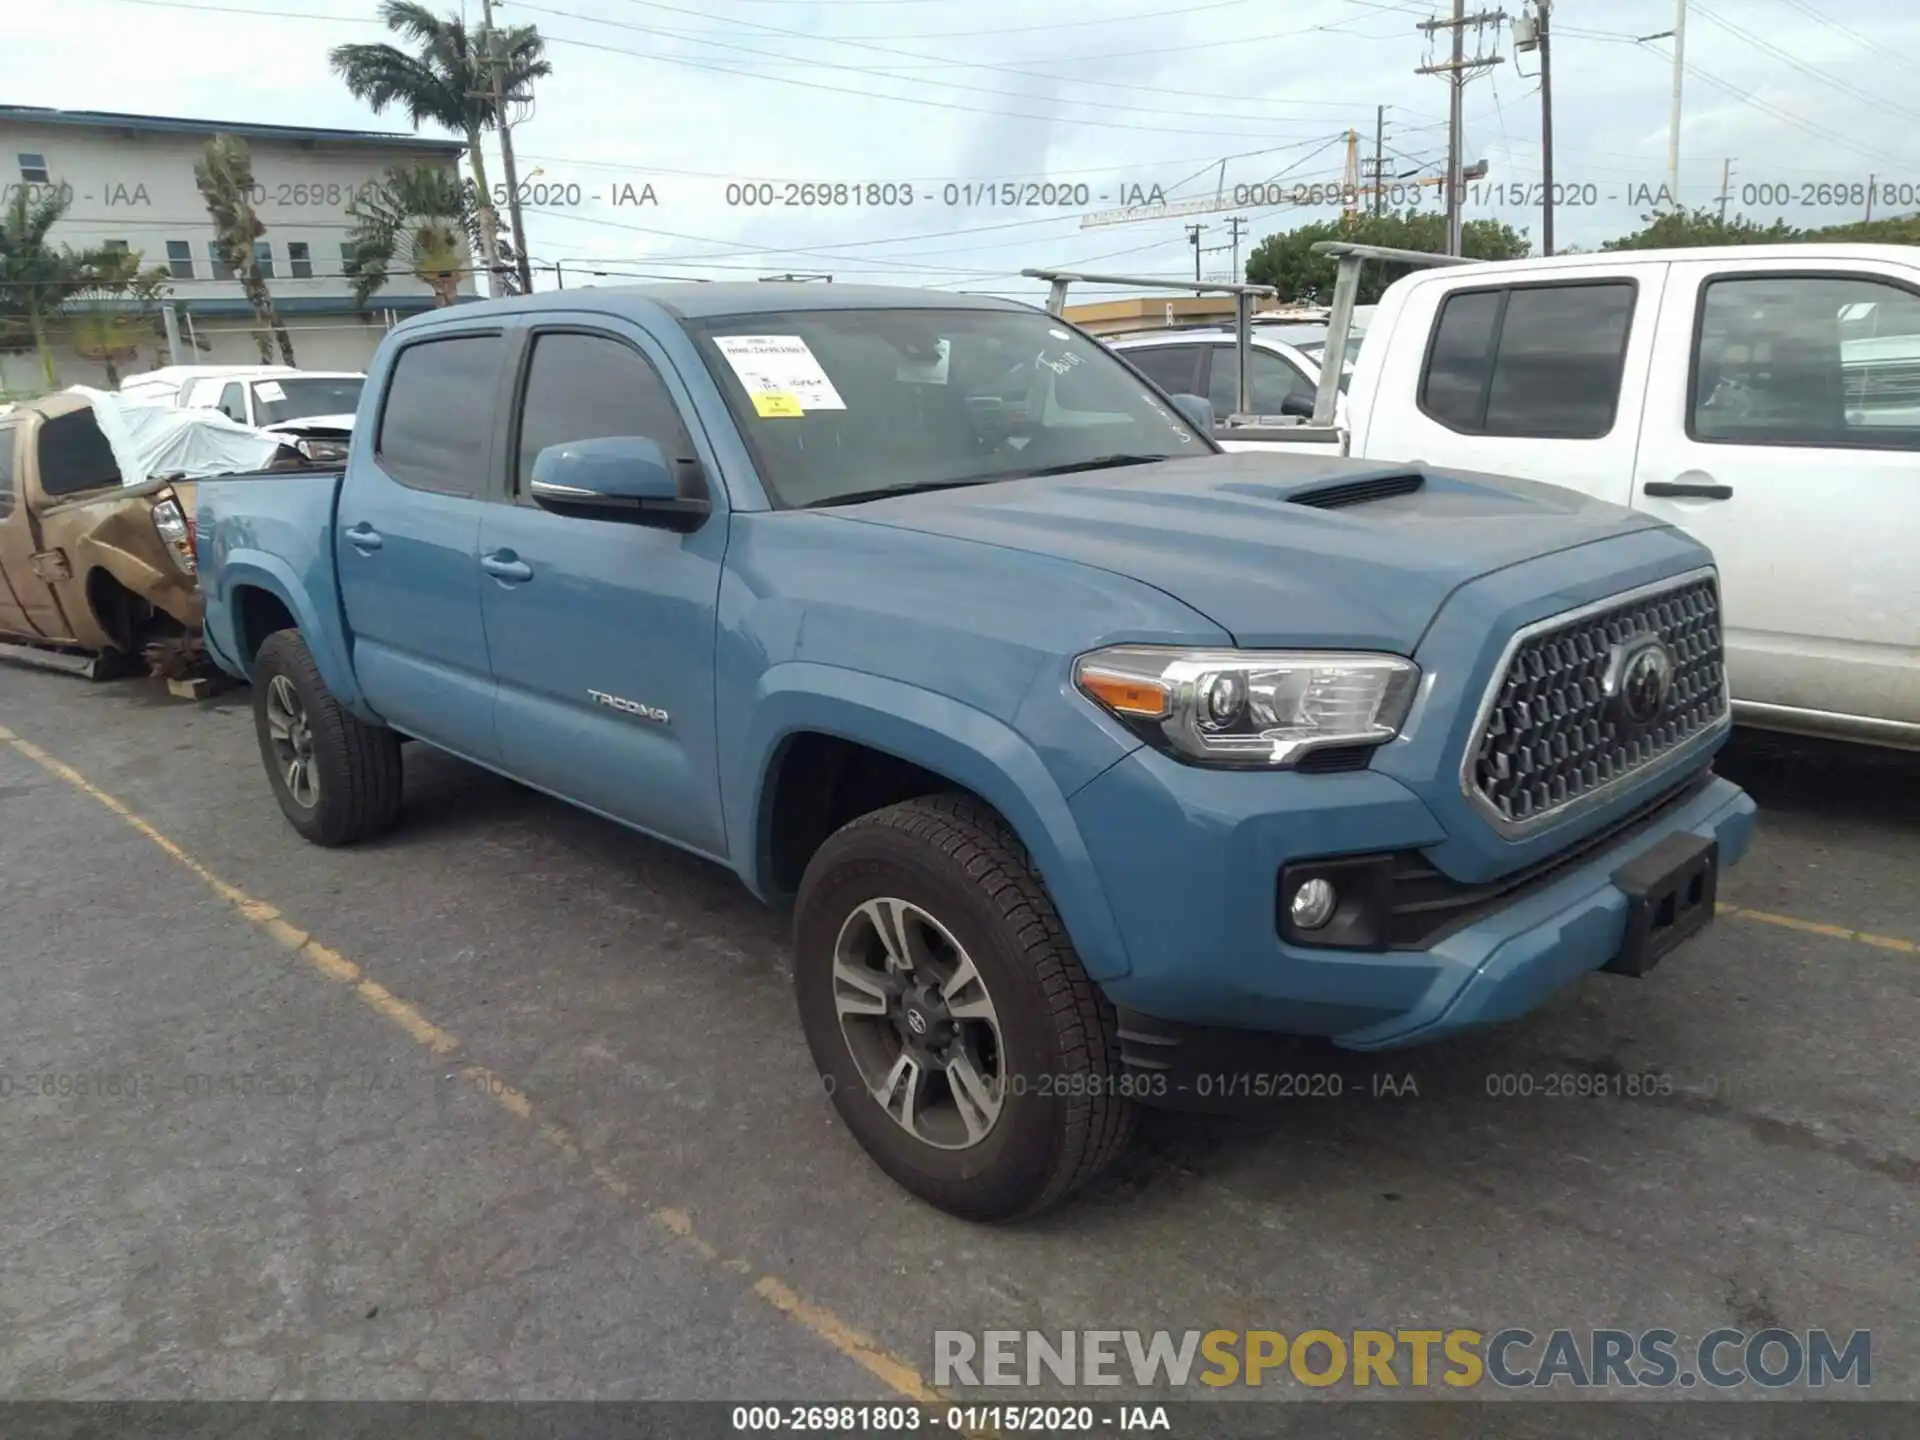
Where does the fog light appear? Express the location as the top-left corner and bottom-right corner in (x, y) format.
(1289, 877), (1338, 930)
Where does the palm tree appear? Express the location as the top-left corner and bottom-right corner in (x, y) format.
(67, 254), (174, 388)
(194, 134), (296, 366)
(344, 164), (481, 309)
(0, 188), (133, 389)
(330, 1), (550, 299)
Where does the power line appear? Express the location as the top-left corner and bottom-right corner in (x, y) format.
(530, 1), (1398, 120)
(587, 0), (1408, 73)
(1692, 1), (1920, 129)
(536, 29), (1341, 139)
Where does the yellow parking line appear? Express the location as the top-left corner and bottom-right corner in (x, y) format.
(1719, 903), (1918, 956)
(0, 722), (941, 1406)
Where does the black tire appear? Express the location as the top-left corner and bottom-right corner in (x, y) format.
(794, 794), (1134, 1221)
(252, 628), (403, 847)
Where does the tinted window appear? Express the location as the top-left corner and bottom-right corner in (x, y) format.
(1420, 289), (1501, 430)
(1122, 345), (1203, 397)
(255, 376), (363, 426)
(516, 332), (691, 492)
(217, 383), (246, 423)
(38, 410), (124, 496)
(1208, 345), (1314, 416)
(165, 240), (194, 280)
(1421, 283), (1635, 437)
(377, 335), (501, 495)
(0, 425), (16, 518)
(1483, 284), (1635, 436)
(1693, 274), (1920, 449)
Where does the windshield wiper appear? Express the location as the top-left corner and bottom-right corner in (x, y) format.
(1011, 453), (1173, 479)
(804, 479), (987, 509)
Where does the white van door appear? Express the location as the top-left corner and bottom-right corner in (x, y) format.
(1355, 261), (1665, 506)
(1633, 257), (1920, 742)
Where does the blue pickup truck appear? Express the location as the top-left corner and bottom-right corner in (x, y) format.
(196, 283), (1756, 1220)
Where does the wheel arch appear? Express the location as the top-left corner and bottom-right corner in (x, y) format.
(733, 663), (1132, 983)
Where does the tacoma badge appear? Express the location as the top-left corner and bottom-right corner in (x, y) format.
(588, 689), (670, 724)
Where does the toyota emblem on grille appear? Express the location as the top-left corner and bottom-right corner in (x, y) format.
(1604, 637), (1676, 726)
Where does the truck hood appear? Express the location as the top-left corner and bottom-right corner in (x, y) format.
(833, 452), (1672, 652)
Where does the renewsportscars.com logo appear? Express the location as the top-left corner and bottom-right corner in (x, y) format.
(932, 1328), (1872, 1391)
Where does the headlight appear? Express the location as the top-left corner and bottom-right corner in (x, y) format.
(150, 496), (196, 576)
(1073, 645), (1419, 768)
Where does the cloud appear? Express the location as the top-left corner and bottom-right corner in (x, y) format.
(12, 0), (1920, 296)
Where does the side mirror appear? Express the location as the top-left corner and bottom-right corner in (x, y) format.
(1281, 392), (1316, 419)
(528, 435), (711, 532)
(1170, 393), (1215, 433)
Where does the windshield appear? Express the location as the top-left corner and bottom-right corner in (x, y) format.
(251, 376), (363, 426)
(687, 307), (1213, 508)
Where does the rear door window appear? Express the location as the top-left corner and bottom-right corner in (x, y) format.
(375, 334), (503, 495)
(1420, 281), (1637, 438)
(1121, 345), (1204, 397)
(1208, 344), (1316, 416)
(38, 409), (124, 496)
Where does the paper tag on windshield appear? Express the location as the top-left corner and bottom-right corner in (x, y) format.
(752, 392), (803, 418)
(255, 381), (286, 402)
(714, 335), (846, 414)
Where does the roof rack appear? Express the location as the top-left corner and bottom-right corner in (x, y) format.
(1022, 269), (1281, 417)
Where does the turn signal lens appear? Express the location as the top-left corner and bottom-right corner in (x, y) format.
(1075, 668), (1171, 719)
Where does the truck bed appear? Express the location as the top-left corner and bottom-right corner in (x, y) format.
(194, 464), (348, 680)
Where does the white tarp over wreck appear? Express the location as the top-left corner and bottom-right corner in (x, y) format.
(64, 385), (289, 487)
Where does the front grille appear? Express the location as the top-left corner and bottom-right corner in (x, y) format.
(1467, 574), (1726, 831)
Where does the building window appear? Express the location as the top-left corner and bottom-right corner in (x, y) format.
(208, 242), (235, 282)
(253, 239), (275, 279)
(103, 239), (130, 255)
(165, 240), (195, 280)
(18, 152), (49, 183)
(288, 241), (313, 279)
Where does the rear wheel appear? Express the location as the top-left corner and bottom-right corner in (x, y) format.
(794, 794), (1133, 1221)
(252, 628), (403, 846)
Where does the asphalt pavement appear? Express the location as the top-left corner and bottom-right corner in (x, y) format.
(1, 660), (1915, 1409)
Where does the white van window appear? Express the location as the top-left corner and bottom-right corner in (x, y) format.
(1692, 274), (1920, 449)
(1420, 281), (1636, 438)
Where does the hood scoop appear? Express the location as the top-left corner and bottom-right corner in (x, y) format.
(1290, 471), (1425, 509)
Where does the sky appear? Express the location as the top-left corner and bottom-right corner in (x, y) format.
(11, 0), (1920, 302)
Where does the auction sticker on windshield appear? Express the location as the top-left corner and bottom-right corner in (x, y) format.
(255, 381), (286, 402)
(713, 335), (847, 417)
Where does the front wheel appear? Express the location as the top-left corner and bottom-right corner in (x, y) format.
(794, 795), (1134, 1221)
(252, 628), (403, 846)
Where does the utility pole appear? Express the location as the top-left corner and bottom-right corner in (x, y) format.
(479, 0), (534, 295)
(1717, 158), (1733, 221)
(1417, 4), (1505, 256)
(1865, 173), (1875, 222)
(1225, 216), (1248, 282)
(1186, 223), (1207, 282)
(1537, 1), (1553, 255)
(1668, 0), (1687, 200)
(1373, 104), (1386, 216)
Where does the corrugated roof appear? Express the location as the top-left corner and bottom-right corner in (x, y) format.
(0, 106), (465, 154)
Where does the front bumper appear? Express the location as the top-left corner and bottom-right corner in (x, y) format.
(1067, 746), (1756, 1051)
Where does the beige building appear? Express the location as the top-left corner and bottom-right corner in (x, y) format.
(1, 106), (475, 397)
(1064, 296), (1327, 337)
